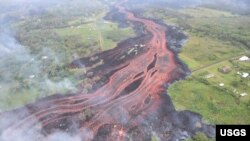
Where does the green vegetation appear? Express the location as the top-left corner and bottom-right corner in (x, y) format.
(15, 6), (135, 63)
(0, 0), (135, 111)
(55, 21), (134, 51)
(151, 132), (160, 141)
(179, 36), (243, 70)
(186, 132), (215, 141)
(144, 6), (250, 124)
(169, 64), (250, 124)
(178, 8), (235, 18)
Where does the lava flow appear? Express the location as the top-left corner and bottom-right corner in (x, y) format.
(0, 0), (214, 141)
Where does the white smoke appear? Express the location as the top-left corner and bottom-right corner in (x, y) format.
(46, 132), (82, 141)
(0, 108), (92, 141)
(1, 129), (83, 141)
(0, 0), (80, 111)
(0, 31), (77, 105)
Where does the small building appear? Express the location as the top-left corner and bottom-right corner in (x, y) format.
(239, 56), (249, 61)
(240, 93), (248, 97)
(236, 72), (249, 78)
(204, 73), (215, 79)
(218, 66), (232, 74)
(242, 72), (249, 78)
(219, 83), (224, 87)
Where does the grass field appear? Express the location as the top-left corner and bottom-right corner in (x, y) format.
(169, 59), (250, 124)
(55, 20), (134, 51)
(169, 9), (250, 124)
(179, 35), (244, 70)
(178, 7), (235, 18)
(144, 6), (250, 124)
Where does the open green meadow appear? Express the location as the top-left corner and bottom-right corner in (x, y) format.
(55, 20), (134, 51)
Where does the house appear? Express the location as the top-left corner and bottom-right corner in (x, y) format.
(242, 72), (249, 78)
(219, 83), (224, 87)
(240, 93), (248, 97)
(239, 56), (249, 61)
(204, 73), (215, 79)
(237, 72), (249, 78)
(218, 66), (232, 74)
